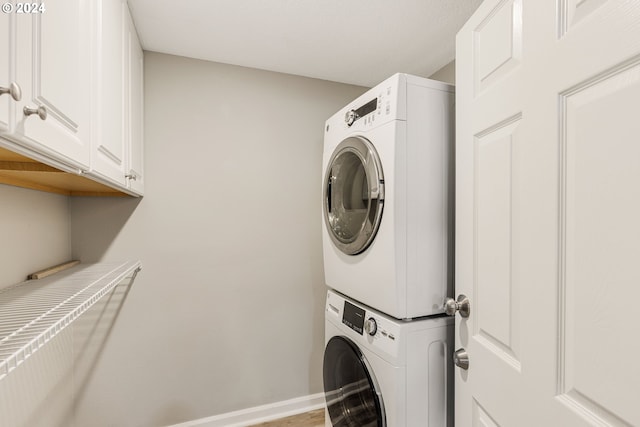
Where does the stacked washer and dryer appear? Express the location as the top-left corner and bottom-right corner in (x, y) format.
(321, 73), (455, 427)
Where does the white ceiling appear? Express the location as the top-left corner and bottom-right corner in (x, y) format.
(128, 0), (483, 88)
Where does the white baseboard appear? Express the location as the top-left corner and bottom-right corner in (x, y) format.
(167, 393), (326, 427)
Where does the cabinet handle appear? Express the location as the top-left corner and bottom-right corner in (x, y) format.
(23, 105), (47, 120)
(0, 82), (22, 101)
(125, 174), (137, 181)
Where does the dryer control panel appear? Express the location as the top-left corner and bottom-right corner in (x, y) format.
(331, 73), (405, 134)
(344, 97), (378, 127)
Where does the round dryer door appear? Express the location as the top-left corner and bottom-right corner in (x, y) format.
(323, 336), (386, 427)
(323, 137), (384, 255)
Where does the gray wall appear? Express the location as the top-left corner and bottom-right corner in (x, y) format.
(0, 186), (73, 427)
(69, 52), (366, 426)
(0, 185), (71, 289)
(429, 60), (456, 84)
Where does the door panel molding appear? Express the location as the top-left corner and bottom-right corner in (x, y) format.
(472, 398), (501, 427)
(557, 57), (640, 427)
(473, 0), (522, 96)
(558, 0), (609, 38)
(473, 114), (522, 371)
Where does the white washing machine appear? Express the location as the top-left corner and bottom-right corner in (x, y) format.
(323, 289), (453, 427)
(321, 73), (454, 319)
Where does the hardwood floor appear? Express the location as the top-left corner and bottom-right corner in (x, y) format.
(249, 408), (325, 427)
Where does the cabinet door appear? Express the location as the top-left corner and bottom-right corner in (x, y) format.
(13, 1), (91, 170)
(91, 0), (127, 187)
(0, 13), (11, 133)
(125, 6), (144, 195)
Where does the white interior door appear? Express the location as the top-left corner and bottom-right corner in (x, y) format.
(455, 0), (640, 425)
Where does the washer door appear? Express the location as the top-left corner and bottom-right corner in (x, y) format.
(323, 137), (384, 255)
(323, 336), (386, 427)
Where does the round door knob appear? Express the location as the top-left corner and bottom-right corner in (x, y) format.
(364, 317), (377, 336)
(0, 82), (22, 101)
(453, 348), (469, 370)
(24, 105), (47, 120)
(444, 294), (470, 318)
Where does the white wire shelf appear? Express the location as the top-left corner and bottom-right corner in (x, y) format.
(0, 260), (141, 381)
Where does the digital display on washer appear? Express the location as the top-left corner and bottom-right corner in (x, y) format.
(342, 301), (365, 335)
(354, 98), (377, 119)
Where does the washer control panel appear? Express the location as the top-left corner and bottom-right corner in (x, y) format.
(342, 300), (365, 334)
(327, 290), (401, 358)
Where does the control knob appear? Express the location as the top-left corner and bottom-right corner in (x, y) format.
(344, 109), (358, 126)
(364, 317), (377, 336)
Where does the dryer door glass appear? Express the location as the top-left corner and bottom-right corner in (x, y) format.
(323, 137), (384, 255)
(323, 336), (385, 427)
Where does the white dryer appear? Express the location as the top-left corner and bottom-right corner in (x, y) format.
(323, 290), (453, 427)
(322, 73), (454, 319)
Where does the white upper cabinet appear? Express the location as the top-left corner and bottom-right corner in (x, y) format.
(90, 0), (144, 195)
(0, 1), (144, 196)
(91, 0), (126, 187)
(0, 12), (11, 133)
(125, 7), (144, 195)
(11, 1), (92, 170)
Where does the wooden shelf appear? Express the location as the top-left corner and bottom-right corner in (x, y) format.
(0, 260), (141, 381)
(0, 147), (129, 197)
